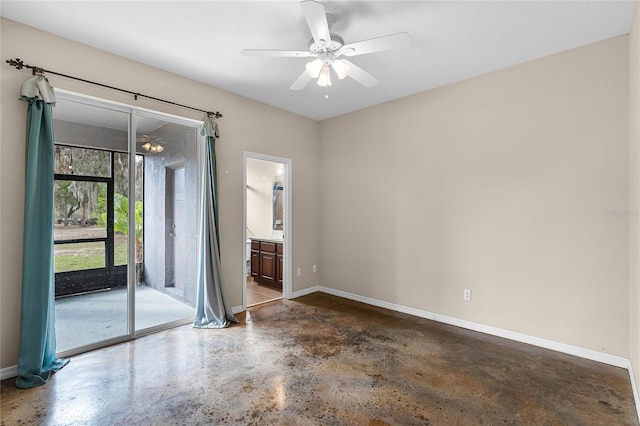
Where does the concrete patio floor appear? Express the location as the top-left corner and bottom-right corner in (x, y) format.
(55, 286), (194, 352)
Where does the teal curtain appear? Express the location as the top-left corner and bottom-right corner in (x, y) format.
(15, 75), (69, 388)
(193, 117), (238, 328)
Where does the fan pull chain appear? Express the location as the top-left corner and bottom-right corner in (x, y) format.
(325, 86), (329, 99)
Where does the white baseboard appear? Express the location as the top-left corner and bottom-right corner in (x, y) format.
(317, 285), (640, 422)
(316, 286), (630, 369)
(3, 286), (638, 422)
(1, 365), (17, 380)
(290, 286), (320, 299)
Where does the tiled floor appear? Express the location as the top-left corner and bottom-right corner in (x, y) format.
(246, 278), (282, 306)
(1, 293), (638, 425)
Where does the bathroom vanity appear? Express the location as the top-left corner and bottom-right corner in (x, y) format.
(250, 238), (283, 291)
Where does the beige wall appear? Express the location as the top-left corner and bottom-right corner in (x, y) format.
(247, 159), (283, 239)
(0, 18), (321, 370)
(320, 36), (630, 356)
(0, 15), (635, 373)
(630, 1), (640, 393)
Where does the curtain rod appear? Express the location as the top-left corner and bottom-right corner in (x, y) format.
(5, 58), (223, 119)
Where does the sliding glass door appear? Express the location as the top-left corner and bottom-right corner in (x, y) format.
(53, 100), (131, 352)
(53, 93), (200, 355)
(134, 114), (198, 332)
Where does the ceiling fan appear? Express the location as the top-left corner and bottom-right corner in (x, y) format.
(241, 0), (411, 96)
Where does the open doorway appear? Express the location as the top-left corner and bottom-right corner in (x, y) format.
(243, 153), (291, 308)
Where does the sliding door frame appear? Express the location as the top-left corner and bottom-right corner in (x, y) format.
(55, 89), (203, 358)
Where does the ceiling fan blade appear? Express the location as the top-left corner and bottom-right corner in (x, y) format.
(341, 32), (412, 57)
(242, 49), (313, 58)
(341, 60), (379, 88)
(301, 0), (331, 47)
(290, 71), (313, 90)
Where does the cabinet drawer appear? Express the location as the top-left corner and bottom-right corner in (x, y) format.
(277, 244), (283, 254)
(251, 240), (260, 250)
(260, 242), (276, 253)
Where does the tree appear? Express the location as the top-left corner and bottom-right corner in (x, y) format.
(54, 181), (80, 225)
(53, 147), (143, 227)
(54, 146), (109, 226)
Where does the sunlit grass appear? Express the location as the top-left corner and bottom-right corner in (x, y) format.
(54, 238), (128, 273)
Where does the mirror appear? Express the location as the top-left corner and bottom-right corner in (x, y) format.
(272, 177), (284, 231)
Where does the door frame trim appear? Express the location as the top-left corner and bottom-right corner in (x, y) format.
(242, 151), (292, 309)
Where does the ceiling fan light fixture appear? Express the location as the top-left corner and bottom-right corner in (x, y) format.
(317, 65), (332, 87)
(332, 59), (351, 79)
(141, 141), (164, 153)
(305, 58), (323, 78)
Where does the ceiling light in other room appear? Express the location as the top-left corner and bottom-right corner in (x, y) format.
(141, 142), (164, 153)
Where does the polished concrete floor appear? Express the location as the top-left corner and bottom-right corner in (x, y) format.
(1, 293), (638, 425)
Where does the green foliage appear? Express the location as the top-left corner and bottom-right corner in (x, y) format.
(112, 193), (129, 236)
(54, 146), (140, 225)
(111, 193), (143, 239)
(101, 193), (144, 262)
(101, 194), (143, 238)
(96, 184), (107, 226)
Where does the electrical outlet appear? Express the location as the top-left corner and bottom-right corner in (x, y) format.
(297, 268), (302, 277)
(463, 289), (472, 301)
(313, 265), (317, 273)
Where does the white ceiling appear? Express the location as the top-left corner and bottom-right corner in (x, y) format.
(1, 1), (636, 121)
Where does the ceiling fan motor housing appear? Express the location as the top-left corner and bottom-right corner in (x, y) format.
(308, 33), (344, 55)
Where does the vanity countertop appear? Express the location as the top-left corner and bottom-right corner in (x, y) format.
(250, 236), (284, 244)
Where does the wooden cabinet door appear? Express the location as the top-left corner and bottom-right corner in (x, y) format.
(277, 252), (283, 286)
(250, 250), (260, 278)
(260, 251), (277, 285)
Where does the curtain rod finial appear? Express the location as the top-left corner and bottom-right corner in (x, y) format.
(6, 58), (26, 70)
